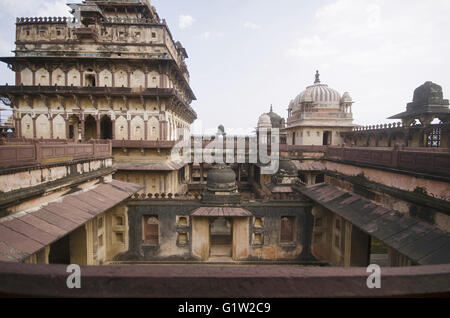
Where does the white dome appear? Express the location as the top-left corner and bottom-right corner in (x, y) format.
(300, 89), (313, 103)
(257, 113), (272, 128)
(294, 84), (341, 107)
(292, 71), (342, 110)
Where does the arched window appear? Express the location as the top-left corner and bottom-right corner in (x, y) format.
(143, 216), (159, 244)
(280, 216), (295, 243)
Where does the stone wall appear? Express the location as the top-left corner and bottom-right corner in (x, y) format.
(118, 201), (313, 262)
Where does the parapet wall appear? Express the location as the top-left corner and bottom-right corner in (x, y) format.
(0, 262), (449, 297)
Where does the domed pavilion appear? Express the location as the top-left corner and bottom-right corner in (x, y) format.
(284, 71), (355, 146)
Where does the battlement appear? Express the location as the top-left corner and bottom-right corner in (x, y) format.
(16, 17), (71, 24)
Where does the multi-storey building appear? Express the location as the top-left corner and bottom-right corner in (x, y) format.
(0, 0), (449, 299)
(0, 0), (196, 195)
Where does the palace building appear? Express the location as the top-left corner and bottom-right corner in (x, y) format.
(283, 71), (355, 146)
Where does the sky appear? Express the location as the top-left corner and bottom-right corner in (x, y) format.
(0, 0), (449, 135)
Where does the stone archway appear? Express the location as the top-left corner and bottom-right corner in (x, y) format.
(209, 217), (233, 258)
(84, 115), (97, 140)
(100, 115), (113, 140)
(68, 115), (81, 140)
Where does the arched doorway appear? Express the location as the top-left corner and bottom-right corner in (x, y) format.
(68, 115), (81, 140)
(100, 115), (112, 139)
(84, 69), (96, 87)
(84, 115), (97, 140)
(323, 131), (332, 145)
(210, 217), (233, 258)
(48, 235), (71, 265)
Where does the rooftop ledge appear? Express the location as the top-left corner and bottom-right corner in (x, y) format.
(0, 262), (449, 297)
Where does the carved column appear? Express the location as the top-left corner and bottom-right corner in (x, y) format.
(15, 118), (21, 138)
(127, 119), (131, 140)
(16, 71), (21, 86)
(65, 118), (70, 140)
(81, 118), (85, 140)
(299, 205), (315, 261)
(96, 116), (101, 139)
(144, 120), (148, 141)
(112, 119), (116, 140)
(49, 115), (54, 139)
(49, 70), (53, 86)
(32, 116), (37, 139)
(79, 66), (84, 87)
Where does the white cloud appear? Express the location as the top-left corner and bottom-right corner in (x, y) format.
(179, 15), (195, 30)
(286, 0), (450, 125)
(200, 32), (211, 40)
(0, 0), (70, 17)
(244, 21), (261, 30)
(289, 0), (450, 68)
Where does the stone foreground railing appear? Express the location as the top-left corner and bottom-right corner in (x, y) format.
(0, 262), (449, 297)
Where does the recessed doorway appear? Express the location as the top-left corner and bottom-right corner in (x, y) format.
(323, 131), (332, 145)
(209, 217), (233, 259)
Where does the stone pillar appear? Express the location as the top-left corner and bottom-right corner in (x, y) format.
(144, 120), (148, 141)
(32, 117), (37, 139)
(69, 225), (87, 265)
(232, 217), (249, 260)
(112, 119), (116, 140)
(49, 70), (53, 86)
(200, 163), (204, 183)
(49, 115), (54, 139)
(404, 131), (409, 147)
(419, 128), (426, 147)
(81, 119), (85, 140)
(299, 205), (315, 261)
(164, 173), (168, 193)
(127, 119), (131, 140)
(15, 118), (21, 138)
(79, 67), (84, 87)
(192, 217), (210, 261)
(96, 116), (101, 139)
(65, 118), (70, 140)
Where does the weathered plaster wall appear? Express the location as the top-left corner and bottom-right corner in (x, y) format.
(325, 162), (450, 232)
(119, 202), (312, 262)
(0, 158), (112, 193)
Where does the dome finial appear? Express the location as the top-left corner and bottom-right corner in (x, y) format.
(270, 104), (273, 112)
(314, 70), (321, 84)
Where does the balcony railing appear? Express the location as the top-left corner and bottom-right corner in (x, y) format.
(111, 140), (176, 149)
(0, 140), (111, 170)
(326, 146), (450, 177)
